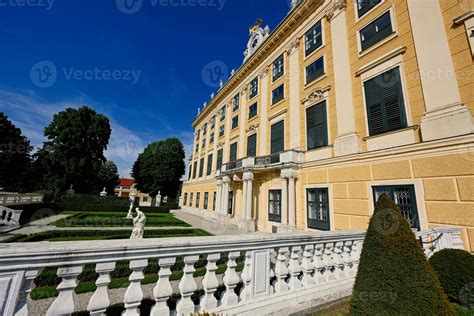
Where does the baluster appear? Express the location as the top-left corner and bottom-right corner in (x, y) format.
(87, 262), (116, 316)
(151, 257), (176, 316)
(123, 259), (148, 316)
(269, 249), (276, 294)
(177, 255), (199, 315)
(334, 242), (346, 280)
(352, 240), (362, 274)
(274, 247), (289, 293)
(288, 246), (302, 290)
(300, 244), (315, 287)
(239, 251), (252, 302)
(15, 269), (39, 316)
(46, 265), (83, 316)
(313, 244), (325, 284)
(200, 253), (220, 311)
(343, 241), (354, 277)
(221, 251), (240, 307)
(324, 243), (336, 282)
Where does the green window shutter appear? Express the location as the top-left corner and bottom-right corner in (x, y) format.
(271, 121), (284, 154)
(216, 149), (223, 170)
(247, 134), (257, 157)
(229, 143), (238, 162)
(365, 67), (406, 136)
(199, 158), (204, 177)
(192, 161), (197, 179)
(306, 101), (328, 150)
(206, 154), (213, 176)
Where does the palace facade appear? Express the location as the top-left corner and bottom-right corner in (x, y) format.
(181, 0), (474, 251)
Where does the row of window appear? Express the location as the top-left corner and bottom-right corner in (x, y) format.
(183, 191), (218, 212)
(269, 184), (420, 231)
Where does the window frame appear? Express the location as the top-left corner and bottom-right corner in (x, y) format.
(209, 132), (214, 144)
(219, 125), (225, 138)
(268, 189), (282, 223)
(306, 187), (331, 231)
(305, 55), (325, 85)
(219, 106), (226, 121)
(272, 84), (285, 105)
(184, 193), (188, 206)
(305, 100), (329, 151)
(206, 153), (213, 176)
(248, 102), (258, 119)
(233, 93), (240, 111)
(249, 77), (259, 99)
(203, 192), (209, 210)
(190, 193), (193, 207)
(195, 192), (200, 208)
(216, 148), (223, 171)
(192, 161), (197, 179)
(357, 8), (396, 54)
(231, 115), (239, 130)
(247, 133), (257, 158)
(304, 20), (323, 58)
(199, 158), (204, 178)
(213, 192), (216, 211)
(272, 54), (284, 82)
(356, 0), (383, 20)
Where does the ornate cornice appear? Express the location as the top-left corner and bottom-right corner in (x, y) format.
(325, 0), (346, 22)
(301, 85), (332, 107)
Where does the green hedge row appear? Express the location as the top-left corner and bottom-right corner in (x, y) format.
(59, 194), (130, 206)
(56, 203), (177, 213)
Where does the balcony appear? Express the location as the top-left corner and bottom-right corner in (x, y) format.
(0, 227), (463, 315)
(222, 149), (304, 174)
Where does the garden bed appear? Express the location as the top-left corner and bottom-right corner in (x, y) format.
(50, 211), (190, 228)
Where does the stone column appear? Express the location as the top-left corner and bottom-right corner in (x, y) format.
(239, 89), (248, 159)
(216, 179), (222, 214)
(327, 1), (360, 156)
(288, 176), (296, 228)
(244, 172), (254, 220)
(407, 0), (474, 141)
(221, 176), (230, 216)
(287, 38), (301, 149)
(259, 67), (269, 155)
(281, 176), (288, 225)
(242, 179), (248, 219)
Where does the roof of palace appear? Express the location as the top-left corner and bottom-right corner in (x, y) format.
(118, 178), (135, 187)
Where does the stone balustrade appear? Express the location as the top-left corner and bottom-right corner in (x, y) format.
(0, 194), (43, 205)
(0, 227), (464, 316)
(0, 206), (23, 226)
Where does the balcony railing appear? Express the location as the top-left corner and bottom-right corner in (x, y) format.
(0, 227), (463, 315)
(0, 193), (43, 205)
(221, 150), (304, 174)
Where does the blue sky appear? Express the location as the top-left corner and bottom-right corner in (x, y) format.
(0, 0), (290, 176)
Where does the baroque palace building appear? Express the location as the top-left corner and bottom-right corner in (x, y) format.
(181, 0), (474, 251)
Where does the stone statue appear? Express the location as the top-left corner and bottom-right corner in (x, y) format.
(126, 202), (134, 219)
(100, 187), (107, 197)
(130, 207), (146, 239)
(66, 184), (75, 196)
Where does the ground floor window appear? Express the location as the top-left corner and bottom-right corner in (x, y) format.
(213, 192), (216, 211)
(228, 191), (234, 215)
(268, 190), (282, 222)
(184, 193), (187, 206)
(203, 192), (209, 210)
(190, 193), (193, 207)
(196, 192), (200, 208)
(373, 185), (420, 230)
(307, 188), (330, 231)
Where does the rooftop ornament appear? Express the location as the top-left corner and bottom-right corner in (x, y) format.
(243, 19), (271, 63)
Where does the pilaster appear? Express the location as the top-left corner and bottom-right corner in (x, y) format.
(287, 37), (301, 150)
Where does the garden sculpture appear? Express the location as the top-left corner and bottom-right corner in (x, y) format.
(130, 207), (146, 239)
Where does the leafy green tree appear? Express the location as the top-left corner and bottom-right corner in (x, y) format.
(132, 138), (185, 198)
(40, 106), (111, 194)
(0, 113), (33, 192)
(98, 161), (119, 194)
(350, 193), (453, 315)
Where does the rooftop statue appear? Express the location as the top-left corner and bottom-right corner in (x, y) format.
(244, 19), (271, 62)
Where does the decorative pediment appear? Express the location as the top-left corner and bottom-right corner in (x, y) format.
(246, 123), (260, 133)
(244, 19), (271, 62)
(301, 85), (331, 107)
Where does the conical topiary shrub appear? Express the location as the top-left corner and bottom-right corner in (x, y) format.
(349, 193), (453, 315)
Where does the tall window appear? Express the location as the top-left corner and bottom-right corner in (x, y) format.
(306, 56), (325, 84)
(373, 185), (420, 230)
(357, 0), (381, 18)
(201, 139), (206, 149)
(213, 192), (216, 211)
(188, 164), (192, 180)
(229, 142), (238, 162)
(192, 161), (197, 179)
(206, 154), (213, 176)
(190, 193), (193, 207)
(216, 149), (223, 171)
(199, 158), (204, 178)
(220, 106), (226, 121)
(219, 125), (225, 137)
(271, 121), (285, 155)
(364, 67), (407, 136)
(203, 123), (207, 135)
(203, 192), (209, 210)
(196, 129), (200, 140)
(232, 115), (239, 129)
(195, 143), (198, 153)
(272, 84), (285, 105)
(307, 188), (330, 231)
(268, 190), (282, 222)
(249, 77), (258, 99)
(248, 102), (258, 119)
(247, 134), (257, 157)
(272, 54), (284, 81)
(233, 93), (240, 111)
(228, 191), (234, 215)
(184, 193), (188, 206)
(196, 192), (200, 208)
(210, 132), (214, 144)
(210, 115), (216, 128)
(305, 20), (323, 56)
(360, 11), (393, 51)
(306, 100), (328, 150)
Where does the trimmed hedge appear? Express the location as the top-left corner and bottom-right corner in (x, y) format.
(350, 193), (454, 315)
(429, 249), (474, 307)
(56, 203), (177, 213)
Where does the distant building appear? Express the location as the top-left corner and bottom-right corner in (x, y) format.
(115, 178), (153, 207)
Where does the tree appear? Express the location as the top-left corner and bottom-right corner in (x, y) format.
(0, 113), (33, 192)
(350, 193), (453, 315)
(98, 161), (119, 195)
(41, 106), (111, 194)
(132, 138), (185, 198)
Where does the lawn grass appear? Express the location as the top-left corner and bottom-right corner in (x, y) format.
(50, 211), (190, 228)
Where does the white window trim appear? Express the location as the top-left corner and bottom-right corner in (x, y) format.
(303, 184), (335, 231)
(304, 19), (325, 60)
(271, 83), (285, 106)
(354, 0), (386, 23)
(272, 54), (285, 83)
(303, 95), (332, 151)
(304, 53), (327, 86)
(360, 52), (412, 138)
(356, 7), (398, 56)
(366, 179), (429, 231)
